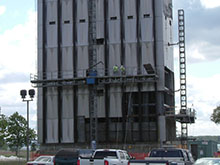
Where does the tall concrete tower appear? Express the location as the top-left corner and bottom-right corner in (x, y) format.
(33, 0), (175, 152)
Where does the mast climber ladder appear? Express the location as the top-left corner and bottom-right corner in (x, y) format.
(178, 9), (188, 146)
(88, 0), (98, 145)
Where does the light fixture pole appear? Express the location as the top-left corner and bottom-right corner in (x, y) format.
(20, 89), (35, 162)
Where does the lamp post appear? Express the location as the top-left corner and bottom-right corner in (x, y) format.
(20, 89), (35, 162)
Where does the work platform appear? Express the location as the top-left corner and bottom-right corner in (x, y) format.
(30, 69), (158, 88)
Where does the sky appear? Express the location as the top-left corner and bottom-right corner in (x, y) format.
(0, 0), (220, 137)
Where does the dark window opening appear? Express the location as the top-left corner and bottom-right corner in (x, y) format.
(169, 20), (172, 26)
(64, 20), (70, 24)
(79, 19), (86, 23)
(144, 14), (151, 18)
(49, 21), (56, 25)
(127, 15), (133, 19)
(97, 89), (104, 96)
(110, 16), (117, 20)
(96, 38), (104, 45)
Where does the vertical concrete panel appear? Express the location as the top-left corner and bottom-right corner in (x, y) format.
(37, 88), (43, 143)
(97, 45), (105, 76)
(141, 42), (154, 69)
(46, 0), (58, 48)
(78, 87), (89, 118)
(96, 0), (104, 39)
(77, 22), (88, 46)
(141, 18), (154, 42)
(61, 87), (74, 143)
(125, 43), (137, 75)
(97, 95), (105, 117)
(77, 46), (88, 77)
(76, 0), (88, 22)
(62, 47), (73, 78)
(164, 18), (173, 71)
(108, 0), (120, 18)
(38, 49), (43, 79)
(61, 0), (73, 47)
(46, 87), (58, 143)
(124, 0), (136, 42)
(158, 115), (166, 143)
(109, 86), (122, 117)
(77, 0), (88, 46)
(108, 20), (121, 44)
(124, 0), (136, 18)
(46, 48), (58, 79)
(140, 0), (153, 17)
(108, 44), (121, 75)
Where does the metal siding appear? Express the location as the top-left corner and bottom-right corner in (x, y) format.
(46, 87), (59, 143)
(140, 0), (153, 16)
(61, 87), (74, 143)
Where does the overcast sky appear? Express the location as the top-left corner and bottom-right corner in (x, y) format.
(0, 0), (220, 137)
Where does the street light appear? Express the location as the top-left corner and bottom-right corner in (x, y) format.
(20, 89), (35, 162)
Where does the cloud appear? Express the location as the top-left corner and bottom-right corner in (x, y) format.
(0, 6), (6, 16)
(0, 10), (37, 129)
(175, 74), (220, 136)
(173, 0), (220, 64)
(200, 0), (220, 8)
(0, 72), (29, 84)
(0, 10), (37, 74)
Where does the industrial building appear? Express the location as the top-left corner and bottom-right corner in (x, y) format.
(32, 0), (178, 151)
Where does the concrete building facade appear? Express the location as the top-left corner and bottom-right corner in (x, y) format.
(34, 0), (175, 150)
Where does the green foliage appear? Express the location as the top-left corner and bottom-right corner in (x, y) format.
(5, 112), (37, 156)
(0, 114), (8, 148)
(210, 105), (220, 124)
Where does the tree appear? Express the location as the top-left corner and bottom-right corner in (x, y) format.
(211, 105), (220, 124)
(0, 114), (8, 148)
(6, 112), (37, 156)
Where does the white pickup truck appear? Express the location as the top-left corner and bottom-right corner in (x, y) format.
(79, 149), (130, 165)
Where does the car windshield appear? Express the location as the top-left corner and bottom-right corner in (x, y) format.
(94, 151), (118, 159)
(35, 156), (51, 162)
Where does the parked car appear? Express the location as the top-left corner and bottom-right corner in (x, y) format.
(194, 157), (220, 165)
(27, 155), (54, 165)
(145, 148), (194, 165)
(54, 148), (94, 165)
(79, 149), (130, 165)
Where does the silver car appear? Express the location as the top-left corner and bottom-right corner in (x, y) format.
(26, 156), (54, 165)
